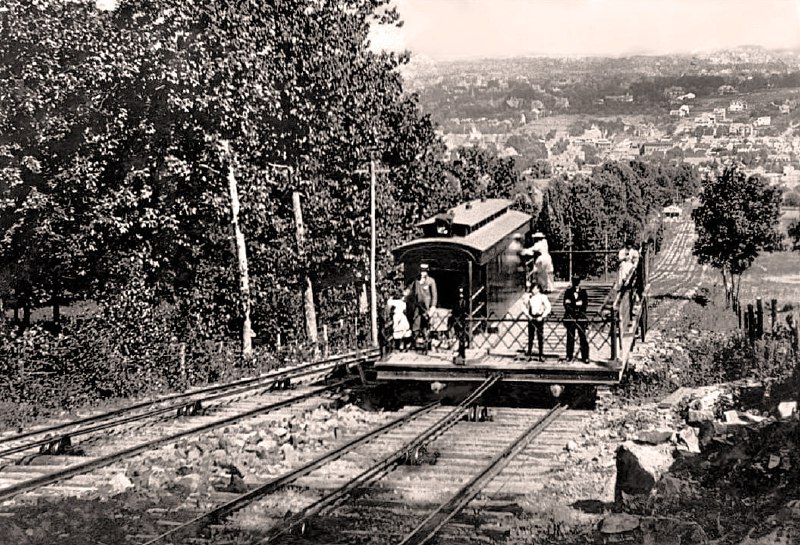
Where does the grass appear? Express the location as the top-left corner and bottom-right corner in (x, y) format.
(737, 250), (800, 308)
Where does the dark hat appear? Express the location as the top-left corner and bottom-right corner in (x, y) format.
(571, 274), (582, 283)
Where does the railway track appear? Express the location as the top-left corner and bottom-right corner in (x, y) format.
(646, 220), (709, 330)
(137, 376), (590, 545)
(0, 349), (378, 503)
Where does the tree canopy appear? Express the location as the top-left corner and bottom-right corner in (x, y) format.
(0, 0), (455, 344)
(692, 165), (783, 302)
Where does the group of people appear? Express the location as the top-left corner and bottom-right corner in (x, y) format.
(386, 263), (439, 351)
(523, 274), (590, 363)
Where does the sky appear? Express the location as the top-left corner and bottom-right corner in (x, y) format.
(370, 0), (800, 59)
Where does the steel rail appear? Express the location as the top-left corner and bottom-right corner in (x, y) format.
(139, 401), (443, 545)
(0, 380), (350, 502)
(0, 349), (376, 456)
(260, 374), (502, 543)
(398, 402), (568, 545)
(0, 354), (365, 460)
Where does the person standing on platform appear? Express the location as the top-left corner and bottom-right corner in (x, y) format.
(387, 289), (412, 351)
(522, 232), (555, 293)
(524, 281), (551, 361)
(563, 274), (590, 363)
(410, 263), (438, 351)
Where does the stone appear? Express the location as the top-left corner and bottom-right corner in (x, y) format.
(101, 472), (134, 496)
(280, 443), (298, 465)
(740, 411), (766, 424)
(614, 442), (674, 503)
(777, 401), (797, 420)
(690, 388), (723, 411)
(430, 381), (446, 393)
(737, 528), (793, 545)
(565, 440), (578, 452)
(173, 473), (204, 494)
(600, 513), (640, 534)
(687, 409), (715, 424)
(656, 475), (699, 500)
(639, 517), (707, 545)
(724, 410), (745, 425)
(678, 427), (701, 454)
(768, 455), (781, 469)
(635, 430), (673, 445)
(273, 426), (289, 438)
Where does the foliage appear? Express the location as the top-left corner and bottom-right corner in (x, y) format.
(789, 218), (800, 251)
(0, 0), (452, 347)
(692, 166), (783, 302)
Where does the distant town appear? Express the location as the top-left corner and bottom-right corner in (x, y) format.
(403, 46), (800, 202)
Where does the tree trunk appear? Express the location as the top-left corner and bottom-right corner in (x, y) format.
(292, 192), (318, 345)
(227, 164), (253, 358)
(720, 270), (730, 308)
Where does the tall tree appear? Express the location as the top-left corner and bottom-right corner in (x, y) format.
(0, 0), (449, 346)
(692, 166), (783, 305)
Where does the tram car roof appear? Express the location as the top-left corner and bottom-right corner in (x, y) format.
(393, 198), (532, 266)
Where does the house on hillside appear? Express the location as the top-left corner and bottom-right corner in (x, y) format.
(663, 205), (682, 221)
(728, 99), (748, 112)
(755, 116), (771, 127)
(713, 107), (727, 122)
(718, 85), (737, 95)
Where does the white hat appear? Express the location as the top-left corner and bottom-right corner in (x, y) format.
(532, 232), (545, 239)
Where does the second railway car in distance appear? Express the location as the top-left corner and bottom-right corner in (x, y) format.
(392, 198), (532, 323)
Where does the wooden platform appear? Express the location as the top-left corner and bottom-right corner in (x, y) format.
(373, 350), (623, 384)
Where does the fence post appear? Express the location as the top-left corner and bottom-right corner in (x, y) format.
(747, 304), (756, 343)
(756, 297), (764, 339)
(178, 342), (187, 386)
(610, 312), (618, 361)
(771, 299), (778, 333)
(737, 303), (742, 329)
(322, 324), (329, 357)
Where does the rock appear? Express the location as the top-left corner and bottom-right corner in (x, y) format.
(777, 401), (797, 420)
(635, 430), (673, 445)
(100, 472), (133, 496)
(737, 528), (793, 545)
(280, 443), (298, 465)
(600, 513), (640, 534)
(565, 440), (578, 452)
(430, 381), (446, 393)
(740, 411), (766, 424)
(656, 475), (699, 500)
(550, 384), (564, 398)
(690, 388), (723, 411)
(639, 516), (707, 544)
(614, 442), (674, 504)
(678, 427), (701, 454)
(687, 409), (715, 424)
(697, 421), (731, 448)
(768, 455), (781, 469)
(273, 426), (289, 438)
(173, 473), (204, 494)
(145, 467), (168, 489)
(724, 410), (745, 425)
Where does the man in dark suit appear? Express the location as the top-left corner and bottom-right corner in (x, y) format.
(563, 274), (589, 363)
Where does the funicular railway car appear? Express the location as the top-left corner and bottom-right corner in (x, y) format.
(376, 198), (652, 386)
(392, 198), (531, 325)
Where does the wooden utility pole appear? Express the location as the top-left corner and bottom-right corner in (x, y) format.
(356, 159), (389, 348)
(226, 159), (254, 357)
(292, 191), (318, 344)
